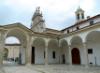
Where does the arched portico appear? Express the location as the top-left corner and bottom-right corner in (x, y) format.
(48, 39), (59, 64)
(32, 38), (45, 64)
(60, 39), (69, 64)
(70, 36), (84, 65)
(86, 31), (100, 66)
(4, 28), (27, 65)
(4, 37), (20, 65)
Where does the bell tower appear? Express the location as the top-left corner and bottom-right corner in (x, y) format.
(75, 7), (85, 22)
(31, 7), (45, 32)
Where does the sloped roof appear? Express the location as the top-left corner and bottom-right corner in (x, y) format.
(62, 14), (100, 31)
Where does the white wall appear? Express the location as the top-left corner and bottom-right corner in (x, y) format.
(60, 46), (69, 64)
(35, 46), (45, 64)
(20, 47), (25, 64)
(48, 48), (59, 64)
(79, 46), (87, 65)
(87, 42), (100, 66)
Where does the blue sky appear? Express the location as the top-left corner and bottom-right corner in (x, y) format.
(0, 0), (100, 31)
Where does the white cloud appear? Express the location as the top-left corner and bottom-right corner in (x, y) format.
(0, 0), (97, 30)
(80, 0), (96, 16)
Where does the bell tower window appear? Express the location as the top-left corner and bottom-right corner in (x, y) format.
(77, 14), (80, 20)
(82, 13), (84, 19)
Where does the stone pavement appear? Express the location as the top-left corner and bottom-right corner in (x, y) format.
(27, 65), (100, 73)
(0, 65), (100, 73)
(4, 66), (41, 73)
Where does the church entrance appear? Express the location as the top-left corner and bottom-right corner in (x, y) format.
(31, 47), (35, 64)
(72, 48), (80, 64)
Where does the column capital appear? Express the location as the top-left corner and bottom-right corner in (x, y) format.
(44, 38), (50, 42)
(83, 42), (87, 48)
(44, 38), (50, 47)
(68, 45), (72, 48)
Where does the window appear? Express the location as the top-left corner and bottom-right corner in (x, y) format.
(67, 30), (69, 33)
(77, 14), (80, 20)
(82, 13), (84, 19)
(76, 26), (79, 30)
(52, 51), (56, 59)
(90, 20), (94, 25)
(88, 49), (93, 54)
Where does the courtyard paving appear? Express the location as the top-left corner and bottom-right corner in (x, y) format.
(1, 64), (100, 73)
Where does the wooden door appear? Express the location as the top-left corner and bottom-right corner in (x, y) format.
(72, 48), (80, 64)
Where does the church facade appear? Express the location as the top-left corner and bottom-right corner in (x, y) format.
(0, 7), (100, 67)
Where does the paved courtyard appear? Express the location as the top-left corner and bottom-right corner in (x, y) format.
(0, 65), (100, 73)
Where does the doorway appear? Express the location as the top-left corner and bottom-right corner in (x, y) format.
(31, 47), (35, 64)
(62, 54), (65, 64)
(71, 48), (80, 64)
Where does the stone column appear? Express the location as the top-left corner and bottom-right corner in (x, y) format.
(0, 31), (6, 73)
(58, 46), (61, 64)
(83, 43), (89, 67)
(68, 45), (72, 65)
(0, 31), (6, 65)
(19, 46), (26, 65)
(26, 35), (33, 65)
(45, 39), (49, 65)
(57, 38), (61, 64)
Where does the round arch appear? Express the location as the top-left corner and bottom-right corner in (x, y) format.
(4, 28), (28, 65)
(33, 38), (45, 47)
(48, 39), (59, 64)
(86, 31), (100, 43)
(60, 39), (69, 64)
(48, 39), (58, 48)
(5, 28), (27, 46)
(60, 39), (68, 47)
(70, 36), (83, 46)
(70, 36), (83, 65)
(32, 38), (45, 64)
(86, 31), (100, 66)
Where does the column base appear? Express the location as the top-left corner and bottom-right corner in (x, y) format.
(85, 65), (89, 68)
(45, 63), (48, 66)
(26, 63), (32, 66)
